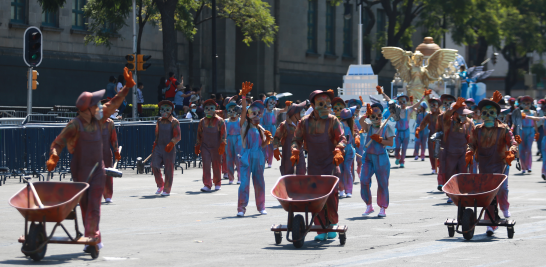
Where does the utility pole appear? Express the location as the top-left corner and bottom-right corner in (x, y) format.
(212, 0), (217, 94)
(132, 0), (138, 119)
(358, 1), (362, 65)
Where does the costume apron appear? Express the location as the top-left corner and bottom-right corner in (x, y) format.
(152, 121), (176, 193)
(280, 123), (306, 176)
(71, 118), (105, 241)
(444, 121), (468, 184)
(102, 124), (114, 199)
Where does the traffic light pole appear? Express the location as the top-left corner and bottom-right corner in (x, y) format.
(132, 0), (138, 119)
(27, 66), (33, 115)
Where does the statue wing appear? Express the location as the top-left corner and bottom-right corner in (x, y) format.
(382, 47), (412, 81)
(424, 49), (458, 82)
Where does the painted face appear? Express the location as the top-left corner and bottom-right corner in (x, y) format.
(498, 113), (506, 123)
(267, 99), (277, 111)
(398, 97), (407, 107)
(94, 102), (103, 120)
(443, 99), (454, 111)
(160, 104), (172, 119)
(354, 107), (361, 119)
(204, 105), (216, 118)
(248, 106), (261, 125)
(227, 106), (237, 118)
(370, 107), (383, 126)
(481, 106), (497, 127)
(521, 102), (531, 110)
(430, 102), (439, 112)
(313, 95), (332, 119)
(333, 102), (345, 118)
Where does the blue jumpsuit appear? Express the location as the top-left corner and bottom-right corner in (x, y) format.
(354, 120), (364, 176)
(395, 108), (410, 164)
(237, 122), (266, 214)
(225, 118), (242, 182)
(339, 122), (356, 194)
(520, 110), (536, 171)
(414, 112), (428, 160)
(361, 124), (393, 208)
(260, 110), (276, 166)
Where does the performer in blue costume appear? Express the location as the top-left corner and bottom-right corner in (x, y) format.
(260, 96), (288, 168)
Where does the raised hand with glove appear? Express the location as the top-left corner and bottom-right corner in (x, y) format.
(123, 67), (136, 88)
(453, 97), (466, 111)
(239, 81), (254, 96)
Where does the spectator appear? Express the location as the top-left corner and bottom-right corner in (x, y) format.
(186, 103), (199, 120)
(195, 99), (205, 119)
(157, 77), (166, 102)
(182, 86), (193, 107)
(258, 93), (266, 102)
(106, 76), (117, 98)
(137, 82), (144, 117)
(216, 94), (224, 109)
(165, 72), (181, 101)
(174, 87), (194, 116)
(210, 94), (216, 100)
(117, 75), (127, 114)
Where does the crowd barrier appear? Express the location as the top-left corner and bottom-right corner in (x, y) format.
(0, 120), (200, 185)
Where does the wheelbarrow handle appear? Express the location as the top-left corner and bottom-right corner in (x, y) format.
(86, 162), (100, 184)
(24, 178), (44, 209)
(113, 146), (122, 169)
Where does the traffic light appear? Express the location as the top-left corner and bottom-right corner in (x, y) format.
(125, 54), (135, 71)
(137, 54), (152, 71)
(23, 27), (43, 67)
(28, 70), (39, 90)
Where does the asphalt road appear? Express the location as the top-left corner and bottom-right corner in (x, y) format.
(1, 148), (546, 266)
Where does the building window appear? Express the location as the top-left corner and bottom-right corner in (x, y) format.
(42, 10), (58, 27)
(11, 0), (26, 24)
(307, 0), (318, 54)
(325, 2), (336, 56)
(342, 4), (352, 57)
(376, 9), (386, 60)
(72, 0), (87, 30)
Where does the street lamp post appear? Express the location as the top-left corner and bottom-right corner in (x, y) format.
(344, 0), (362, 65)
(212, 0), (217, 94)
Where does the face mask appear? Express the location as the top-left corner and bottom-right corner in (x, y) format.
(267, 99), (277, 111)
(94, 102), (103, 120)
(521, 102), (531, 110)
(160, 104), (173, 119)
(248, 107), (261, 125)
(443, 100), (454, 111)
(191, 109), (196, 113)
(227, 106), (237, 118)
(313, 95), (332, 119)
(204, 105), (216, 118)
(399, 98), (407, 106)
(333, 103), (345, 119)
(430, 103), (439, 112)
(482, 106), (497, 127)
(370, 108), (383, 126)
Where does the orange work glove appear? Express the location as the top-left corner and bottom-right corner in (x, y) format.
(465, 151), (473, 167)
(371, 134), (383, 144)
(355, 135), (361, 148)
(415, 127), (420, 138)
(376, 85), (383, 94)
(46, 154), (59, 172)
(218, 142), (226, 155)
(264, 130), (273, 145)
(365, 103), (373, 117)
(274, 148), (281, 161)
(239, 81), (254, 96)
(115, 151), (121, 161)
(285, 101), (292, 107)
(194, 144), (201, 155)
(521, 112), (527, 119)
(290, 149), (300, 166)
(123, 67), (136, 88)
(505, 151), (515, 166)
(515, 135), (522, 144)
(424, 89), (432, 96)
(333, 149), (344, 166)
(165, 142), (175, 153)
(359, 96), (364, 104)
(492, 90), (503, 103)
(535, 133), (540, 141)
(409, 95), (414, 104)
(453, 97), (466, 111)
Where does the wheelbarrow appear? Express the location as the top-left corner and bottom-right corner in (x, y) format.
(443, 173), (516, 240)
(270, 175), (348, 248)
(9, 180), (100, 261)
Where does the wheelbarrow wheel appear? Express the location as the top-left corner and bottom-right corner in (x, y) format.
(507, 227), (514, 239)
(339, 232), (346, 245)
(274, 232), (282, 245)
(447, 226), (455, 237)
(90, 245), (99, 259)
(292, 215), (305, 248)
(462, 208), (475, 240)
(27, 222), (47, 261)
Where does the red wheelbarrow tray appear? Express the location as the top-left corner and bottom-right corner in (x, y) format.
(442, 173), (507, 208)
(9, 182), (89, 223)
(271, 175), (339, 214)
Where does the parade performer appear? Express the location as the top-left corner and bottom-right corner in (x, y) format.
(151, 100), (182, 196)
(347, 98), (363, 177)
(221, 96), (237, 179)
(195, 99), (227, 192)
(440, 97), (475, 203)
(332, 97), (346, 119)
(260, 95), (288, 168)
(359, 103), (395, 217)
(272, 101), (307, 176)
(237, 81), (272, 217)
(338, 107), (357, 198)
(46, 67), (134, 251)
(291, 89), (347, 241)
(413, 102), (428, 161)
(377, 86), (430, 168)
(466, 91), (518, 235)
(100, 99), (120, 203)
(435, 94), (456, 191)
(416, 98), (441, 174)
(225, 100), (242, 184)
(518, 96), (538, 174)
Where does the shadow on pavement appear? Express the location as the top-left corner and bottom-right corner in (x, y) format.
(432, 202), (453, 206)
(0, 253), (92, 265)
(267, 205), (283, 209)
(426, 191), (444, 194)
(185, 190), (217, 195)
(139, 195), (165, 199)
(346, 216), (384, 221)
(436, 235), (500, 243)
(262, 240), (336, 250)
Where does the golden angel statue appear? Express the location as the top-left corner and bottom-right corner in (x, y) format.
(382, 47), (458, 100)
